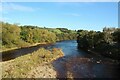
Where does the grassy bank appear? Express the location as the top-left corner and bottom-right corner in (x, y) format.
(0, 42), (51, 53)
(2, 48), (63, 78)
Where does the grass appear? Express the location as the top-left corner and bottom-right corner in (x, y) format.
(2, 48), (63, 78)
(0, 42), (49, 53)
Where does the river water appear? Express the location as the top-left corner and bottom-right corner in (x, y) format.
(50, 41), (119, 78)
(45, 40), (86, 56)
(2, 40), (119, 78)
(2, 40), (86, 61)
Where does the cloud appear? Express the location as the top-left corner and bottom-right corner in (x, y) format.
(2, 3), (35, 12)
(9, 3), (34, 11)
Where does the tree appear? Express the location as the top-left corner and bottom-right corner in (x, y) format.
(2, 22), (21, 47)
(112, 28), (120, 44)
(103, 27), (115, 44)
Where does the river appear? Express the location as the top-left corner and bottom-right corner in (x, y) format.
(2, 40), (87, 61)
(45, 40), (86, 56)
(1, 40), (119, 78)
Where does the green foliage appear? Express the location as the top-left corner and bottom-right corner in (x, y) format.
(57, 28), (69, 33)
(2, 22), (77, 48)
(47, 28), (63, 34)
(77, 27), (120, 60)
(103, 27), (115, 44)
(112, 28), (120, 44)
(20, 26), (58, 43)
(2, 22), (21, 47)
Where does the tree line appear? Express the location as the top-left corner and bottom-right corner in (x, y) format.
(1, 22), (77, 48)
(77, 27), (120, 60)
(1, 22), (119, 60)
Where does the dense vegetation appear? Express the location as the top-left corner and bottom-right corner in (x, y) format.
(1, 21), (119, 60)
(1, 22), (77, 49)
(77, 27), (120, 60)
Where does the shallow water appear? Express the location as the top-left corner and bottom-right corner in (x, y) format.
(2, 40), (86, 61)
(45, 40), (86, 56)
(2, 40), (119, 78)
(52, 56), (119, 78)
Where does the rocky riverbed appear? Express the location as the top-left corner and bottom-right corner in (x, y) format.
(1, 48), (119, 78)
(52, 56), (119, 78)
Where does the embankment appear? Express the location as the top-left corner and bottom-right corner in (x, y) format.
(2, 48), (63, 78)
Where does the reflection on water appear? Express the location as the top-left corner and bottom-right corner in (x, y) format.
(2, 40), (119, 78)
(2, 44), (51, 61)
(46, 40), (86, 56)
(2, 40), (86, 61)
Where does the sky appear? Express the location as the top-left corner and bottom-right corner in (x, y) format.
(0, 2), (118, 31)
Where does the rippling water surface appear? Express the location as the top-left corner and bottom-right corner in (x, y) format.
(2, 40), (119, 78)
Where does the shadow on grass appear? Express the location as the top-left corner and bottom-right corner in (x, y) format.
(2, 44), (52, 61)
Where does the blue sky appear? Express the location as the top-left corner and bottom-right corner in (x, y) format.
(1, 2), (118, 31)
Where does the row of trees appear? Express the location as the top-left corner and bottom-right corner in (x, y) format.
(1, 22), (77, 48)
(77, 27), (120, 60)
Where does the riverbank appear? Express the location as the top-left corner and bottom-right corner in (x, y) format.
(2, 48), (63, 78)
(78, 47), (120, 64)
(2, 40), (78, 61)
(1, 40), (75, 53)
(1, 53), (119, 78)
(0, 42), (53, 53)
(1, 40), (119, 78)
